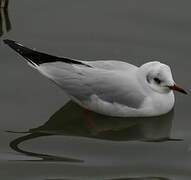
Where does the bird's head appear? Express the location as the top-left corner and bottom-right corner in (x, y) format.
(139, 61), (187, 94)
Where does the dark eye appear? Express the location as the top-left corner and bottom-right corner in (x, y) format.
(154, 77), (161, 84)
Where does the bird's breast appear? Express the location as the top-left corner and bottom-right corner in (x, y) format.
(150, 91), (175, 116)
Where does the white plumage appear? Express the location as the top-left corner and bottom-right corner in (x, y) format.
(4, 39), (187, 117)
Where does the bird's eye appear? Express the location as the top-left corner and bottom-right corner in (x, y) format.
(154, 77), (161, 84)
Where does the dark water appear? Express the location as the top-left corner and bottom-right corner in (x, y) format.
(0, 0), (191, 180)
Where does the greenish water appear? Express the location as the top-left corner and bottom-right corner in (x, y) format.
(0, 0), (191, 180)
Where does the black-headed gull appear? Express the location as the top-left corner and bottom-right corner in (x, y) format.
(4, 39), (187, 117)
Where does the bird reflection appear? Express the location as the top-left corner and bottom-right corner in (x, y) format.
(0, 6), (11, 38)
(29, 101), (177, 142)
(9, 101), (181, 162)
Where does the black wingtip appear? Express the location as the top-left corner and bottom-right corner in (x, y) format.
(3, 39), (24, 52)
(3, 39), (15, 45)
(4, 39), (93, 68)
(3, 39), (40, 67)
(3, 39), (19, 47)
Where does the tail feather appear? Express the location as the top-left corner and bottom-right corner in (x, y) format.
(3, 39), (92, 68)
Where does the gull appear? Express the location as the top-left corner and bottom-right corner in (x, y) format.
(4, 39), (187, 117)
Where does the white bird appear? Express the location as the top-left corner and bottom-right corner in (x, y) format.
(4, 39), (187, 117)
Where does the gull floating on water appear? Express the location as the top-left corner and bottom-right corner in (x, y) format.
(4, 39), (187, 117)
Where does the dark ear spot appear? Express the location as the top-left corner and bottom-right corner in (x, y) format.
(146, 75), (151, 83)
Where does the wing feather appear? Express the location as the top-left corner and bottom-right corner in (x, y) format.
(39, 61), (145, 109)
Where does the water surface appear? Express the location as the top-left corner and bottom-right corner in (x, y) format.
(0, 0), (191, 180)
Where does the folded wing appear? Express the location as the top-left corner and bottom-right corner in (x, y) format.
(39, 61), (145, 109)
